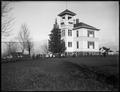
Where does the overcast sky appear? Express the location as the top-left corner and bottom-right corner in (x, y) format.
(3, 1), (119, 51)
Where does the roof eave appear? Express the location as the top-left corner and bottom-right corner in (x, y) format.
(73, 27), (100, 31)
(58, 13), (76, 16)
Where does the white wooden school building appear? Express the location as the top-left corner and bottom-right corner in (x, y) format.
(57, 9), (100, 56)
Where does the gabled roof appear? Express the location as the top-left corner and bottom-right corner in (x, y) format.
(73, 22), (100, 31)
(58, 9), (76, 16)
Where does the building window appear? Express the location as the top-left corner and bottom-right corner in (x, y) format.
(88, 30), (94, 37)
(61, 30), (65, 37)
(68, 42), (72, 47)
(77, 30), (79, 37)
(68, 16), (72, 20)
(62, 17), (65, 19)
(68, 30), (72, 36)
(77, 41), (79, 49)
(61, 22), (64, 25)
(88, 41), (94, 49)
(68, 22), (73, 24)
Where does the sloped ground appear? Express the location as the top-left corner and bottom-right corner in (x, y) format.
(1, 56), (119, 91)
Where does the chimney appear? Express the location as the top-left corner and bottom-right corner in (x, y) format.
(76, 19), (79, 24)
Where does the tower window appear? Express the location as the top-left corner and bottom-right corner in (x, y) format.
(88, 41), (94, 49)
(68, 16), (72, 20)
(61, 22), (64, 25)
(77, 41), (79, 49)
(62, 17), (65, 19)
(68, 22), (73, 24)
(77, 30), (79, 37)
(68, 30), (72, 36)
(68, 42), (72, 47)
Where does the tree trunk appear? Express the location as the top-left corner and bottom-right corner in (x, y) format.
(29, 48), (30, 56)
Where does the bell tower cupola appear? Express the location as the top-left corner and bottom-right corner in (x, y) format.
(58, 9), (76, 29)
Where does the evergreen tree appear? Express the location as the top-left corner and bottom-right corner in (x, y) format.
(48, 19), (66, 56)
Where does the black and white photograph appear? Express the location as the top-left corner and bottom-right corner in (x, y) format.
(1, 1), (119, 91)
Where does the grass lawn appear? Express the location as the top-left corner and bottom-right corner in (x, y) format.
(1, 56), (119, 91)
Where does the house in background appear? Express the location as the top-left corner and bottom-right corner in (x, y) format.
(57, 9), (100, 56)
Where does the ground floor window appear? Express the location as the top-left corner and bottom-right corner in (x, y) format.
(88, 41), (94, 49)
(68, 42), (72, 47)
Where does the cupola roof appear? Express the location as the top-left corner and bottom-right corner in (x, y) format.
(58, 9), (76, 16)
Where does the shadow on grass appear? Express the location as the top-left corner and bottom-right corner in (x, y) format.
(1, 57), (119, 91)
(61, 61), (119, 91)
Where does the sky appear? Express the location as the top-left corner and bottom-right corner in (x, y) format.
(2, 1), (119, 52)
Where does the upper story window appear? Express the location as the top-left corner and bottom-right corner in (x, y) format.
(61, 30), (65, 37)
(88, 41), (94, 49)
(68, 42), (72, 47)
(62, 17), (65, 19)
(61, 22), (64, 25)
(68, 30), (72, 36)
(77, 30), (79, 37)
(77, 41), (79, 49)
(88, 30), (94, 37)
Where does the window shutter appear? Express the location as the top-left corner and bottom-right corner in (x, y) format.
(77, 30), (79, 37)
(77, 41), (79, 48)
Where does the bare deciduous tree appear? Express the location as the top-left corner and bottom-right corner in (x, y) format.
(5, 41), (18, 56)
(26, 40), (34, 55)
(2, 1), (14, 38)
(18, 23), (33, 55)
